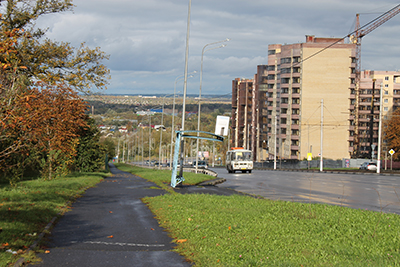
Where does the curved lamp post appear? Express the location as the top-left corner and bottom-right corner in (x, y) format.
(195, 38), (229, 173)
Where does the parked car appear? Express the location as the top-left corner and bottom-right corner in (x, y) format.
(359, 162), (377, 171)
(192, 160), (208, 169)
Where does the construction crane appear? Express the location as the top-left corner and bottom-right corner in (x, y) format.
(349, 3), (400, 157)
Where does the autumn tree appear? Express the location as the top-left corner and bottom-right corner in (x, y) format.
(0, 82), (89, 182)
(0, 0), (110, 183)
(384, 108), (400, 161)
(0, 0), (110, 95)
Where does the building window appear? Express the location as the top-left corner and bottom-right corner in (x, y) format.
(385, 84), (389, 88)
(293, 57), (300, 63)
(281, 98), (288, 104)
(281, 108), (287, 114)
(268, 50), (276, 55)
(293, 67), (300, 73)
(292, 98), (300, 104)
(292, 77), (300, 83)
(281, 68), (291, 74)
(281, 88), (289, 94)
(281, 78), (290, 84)
(384, 107), (388, 111)
(384, 99), (389, 103)
(267, 74), (275, 80)
(292, 109), (300, 115)
(351, 57), (356, 63)
(385, 76), (389, 81)
(292, 88), (300, 94)
(351, 78), (355, 84)
(385, 91), (389, 95)
(267, 65), (275, 71)
(268, 84), (274, 89)
(281, 57), (291, 64)
(291, 130), (299, 135)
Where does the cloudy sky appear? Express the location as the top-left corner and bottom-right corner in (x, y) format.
(37, 0), (400, 96)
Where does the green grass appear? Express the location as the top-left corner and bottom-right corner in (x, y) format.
(117, 164), (400, 266)
(144, 194), (400, 266)
(0, 172), (107, 267)
(114, 163), (213, 191)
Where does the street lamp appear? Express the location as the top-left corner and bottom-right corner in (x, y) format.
(170, 72), (196, 170)
(195, 38), (229, 172)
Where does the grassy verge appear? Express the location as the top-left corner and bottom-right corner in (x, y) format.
(144, 194), (400, 266)
(115, 164), (400, 266)
(0, 172), (107, 267)
(114, 163), (213, 191)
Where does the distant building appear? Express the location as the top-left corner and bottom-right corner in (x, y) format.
(232, 35), (400, 161)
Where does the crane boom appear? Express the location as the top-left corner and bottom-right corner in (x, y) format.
(351, 4), (400, 157)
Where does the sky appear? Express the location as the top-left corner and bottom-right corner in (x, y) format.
(36, 0), (400, 96)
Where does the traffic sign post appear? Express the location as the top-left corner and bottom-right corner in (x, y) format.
(389, 149), (395, 170)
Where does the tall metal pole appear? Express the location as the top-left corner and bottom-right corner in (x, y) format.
(158, 100), (165, 169)
(181, 0), (191, 131)
(377, 83), (383, 174)
(320, 99), (324, 172)
(274, 115), (277, 170)
(195, 40), (228, 173)
(178, 0), (191, 174)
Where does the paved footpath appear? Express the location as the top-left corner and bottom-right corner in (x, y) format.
(29, 164), (192, 267)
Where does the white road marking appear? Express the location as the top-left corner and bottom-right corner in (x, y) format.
(71, 241), (165, 247)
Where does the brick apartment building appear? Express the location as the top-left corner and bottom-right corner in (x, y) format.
(231, 35), (400, 161)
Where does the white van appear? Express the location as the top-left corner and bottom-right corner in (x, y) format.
(226, 148), (253, 173)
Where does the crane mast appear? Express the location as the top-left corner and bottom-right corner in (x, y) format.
(351, 4), (400, 157)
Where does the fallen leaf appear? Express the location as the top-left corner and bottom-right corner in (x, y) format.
(176, 239), (187, 243)
(45, 250), (50, 254)
(109, 211), (113, 213)
(188, 218), (192, 221)
(150, 228), (154, 231)
(107, 235), (113, 238)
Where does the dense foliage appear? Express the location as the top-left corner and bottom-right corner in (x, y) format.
(384, 108), (400, 161)
(0, 0), (110, 184)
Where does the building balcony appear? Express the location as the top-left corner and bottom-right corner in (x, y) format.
(291, 135), (299, 140)
(281, 93), (289, 98)
(348, 136), (354, 141)
(348, 125), (354, 131)
(291, 145), (299, 150)
(292, 93), (300, 98)
(281, 103), (289, 109)
(292, 104), (300, 109)
(280, 124), (287, 128)
(291, 114), (300, 119)
(394, 83), (400, 90)
(291, 124), (299, 130)
(280, 134), (287, 139)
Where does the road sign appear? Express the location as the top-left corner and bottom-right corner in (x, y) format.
(389, 149), (395, 156)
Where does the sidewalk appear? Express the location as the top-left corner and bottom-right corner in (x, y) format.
(28, 164), (199, 267)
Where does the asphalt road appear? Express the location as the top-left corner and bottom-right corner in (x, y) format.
(211, 167), (400, 215)
(29, 164), (191, 267)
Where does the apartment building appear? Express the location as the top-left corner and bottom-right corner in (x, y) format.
(262, 35), (356, 160)
(231, 35), (400, 161)
(353, 70), (400, 158)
